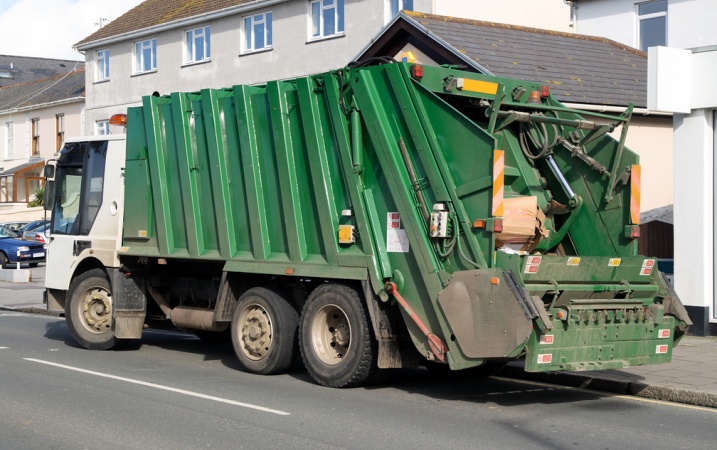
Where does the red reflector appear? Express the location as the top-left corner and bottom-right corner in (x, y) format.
(540, 85), (550, 97)
(411, 64), (424, 79)
(493, 218), (503, 233)
(473, 219), (486, 229)
(630, 226), (640, 239)
(109, 114), (127, 126)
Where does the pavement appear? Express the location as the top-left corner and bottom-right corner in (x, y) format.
(1, 265), (715, 408)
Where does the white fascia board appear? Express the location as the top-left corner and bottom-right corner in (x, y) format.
(75, 0), (290, 51)
(0, 96), (84, 115)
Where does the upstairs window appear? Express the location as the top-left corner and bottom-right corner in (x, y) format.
(56, 114), (65, 151)
(186, 26), (211, 63)
(96, 49), (109, 81)
(310, 0), (344, 39)
(31, 118), (40, 156)
(244, 12), (273, 52)
(637, 1), (667, 51)
(5, 122), (13, 159)
(134, 38), (157, 74)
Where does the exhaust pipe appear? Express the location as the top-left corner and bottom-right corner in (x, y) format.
(147, 286), (228, 332)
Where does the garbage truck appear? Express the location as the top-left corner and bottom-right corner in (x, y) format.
(43, 62), (691, 388)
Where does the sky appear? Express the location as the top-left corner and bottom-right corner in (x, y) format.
(0, 0), (145, 61)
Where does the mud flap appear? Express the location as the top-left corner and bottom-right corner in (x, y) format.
(110, 268), (147, 339)
(438, 269), (548, 359)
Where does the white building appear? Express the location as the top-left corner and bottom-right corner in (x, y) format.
(74, 0), (571, 129)
(574, 0), (717, 335)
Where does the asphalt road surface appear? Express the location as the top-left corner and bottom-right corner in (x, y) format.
(1, 311), (714, 450)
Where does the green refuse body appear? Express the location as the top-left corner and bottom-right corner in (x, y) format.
(50, 62), (692, 388)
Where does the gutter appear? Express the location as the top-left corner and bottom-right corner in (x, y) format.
(75, 0), (290, 51)
(0, 96), (84, 115)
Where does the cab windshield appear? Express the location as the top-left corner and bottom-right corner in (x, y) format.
(51, 141), (107, 235)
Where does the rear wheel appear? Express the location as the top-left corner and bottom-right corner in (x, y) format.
(231, 287), (299, 375)
(65, 268), (117, 350)
(299, 284), (377, 388)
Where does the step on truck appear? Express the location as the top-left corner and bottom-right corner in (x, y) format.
(43, 62), (691, 388)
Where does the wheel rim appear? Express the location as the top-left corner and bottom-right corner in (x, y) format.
(310, 304), (351, 366)
(77, 286), (113, 334)
(238, 303), (273, 361)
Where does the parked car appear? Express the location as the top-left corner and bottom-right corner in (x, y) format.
(17, 219), (49, 234)
(0, 221), (29, 232)
(22, 223), (50, 244)
(0, 225), (45, 268)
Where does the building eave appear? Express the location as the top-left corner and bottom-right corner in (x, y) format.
(75, 0), (290, 51)
(0, 96), (85, 115)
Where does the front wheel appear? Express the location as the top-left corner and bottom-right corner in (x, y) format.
(299, 284), (377, 388)
(0, 252), (9, 269)
(65, 268), (117, 350)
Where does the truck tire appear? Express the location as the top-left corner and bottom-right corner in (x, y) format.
(299, 284), (377, 388)
(65, 268), (117, 350)
(231, 287), (299, 375)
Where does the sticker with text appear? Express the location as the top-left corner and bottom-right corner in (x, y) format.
(658, 329), (671, 339)
(540, 335), (554, 345)
(537, 353), (553, 364)
(656, 344), (669, 354)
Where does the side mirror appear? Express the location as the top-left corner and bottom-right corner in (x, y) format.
(44, 165), (55, 179)
(44, 181), (54, 211)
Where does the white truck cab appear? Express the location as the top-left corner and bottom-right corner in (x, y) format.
(45, 135), (126, 314)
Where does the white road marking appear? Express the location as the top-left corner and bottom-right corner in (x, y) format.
(25, 358), (290, 416)
(0, 347), (8, 350)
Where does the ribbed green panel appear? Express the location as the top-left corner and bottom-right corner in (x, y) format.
(169, 92), (204, 256)
(233, 85), (269, 261)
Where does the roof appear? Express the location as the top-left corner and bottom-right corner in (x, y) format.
(75, 0), (258, 48)
(0, 160), (44, 177)
(0, 55), (83, 88)
(640, 205), (673, 225)
(359, 11), (648, 108)
(0, 69), (85, 113)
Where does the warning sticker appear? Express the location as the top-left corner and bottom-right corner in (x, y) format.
(656, 344), (669, 354)
(608, 258), (622, 267)
(526, 256), (542, 265)
(537, 354), (553, 364)
(524, 256), (541, 275)
(567, 257), (581, 266)
(658, 329), (671, 339)
(540, 335), (554, 345)
(386, 213), (409, 252)
(640, 259), (656, 276)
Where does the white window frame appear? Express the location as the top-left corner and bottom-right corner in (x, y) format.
(134, 38), (157, 74)
(243, 12), (273, 53)
(309, 0), (344, 40)
(185, 26), (211, 64)
(96, 49), (110, 81)
(96, 120), (110, 136)
(5, 121), (13, 159)
(636, 1), (667, 51)
(386, 0), (413, 23)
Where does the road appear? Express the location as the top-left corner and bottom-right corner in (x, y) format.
(0, 311), (714, 449)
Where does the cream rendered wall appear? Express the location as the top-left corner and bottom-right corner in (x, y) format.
(434, 0), (572, 32)
(0, 101), (83, 170)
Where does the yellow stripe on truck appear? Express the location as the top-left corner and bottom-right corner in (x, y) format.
(461, 79), (499, 96)
(631, 164), (641, 224)
(492, 150), (505, 217)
